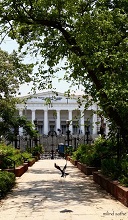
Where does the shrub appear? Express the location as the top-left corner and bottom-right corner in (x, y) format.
(31, 145), (44, 156)
(0, 144), (24, 169)
(72, 136), (117, 167)
(94, 139), (128, 186)
(101, 158), (119, 180)
(65, 145), (73, 156)
(0, 171), (15, 197)
(101, 155), (128, 186)
(21, 151), (33, 162)
(118, 155), (128, 186)
(72, 137), (128, 186)
(72, 143), (100, 166)
(72, 144), (87, 162)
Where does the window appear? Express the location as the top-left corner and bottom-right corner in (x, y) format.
(38, 125), (43, 134)
(61, 125), (66, 134)
(50, 125), (55, 131)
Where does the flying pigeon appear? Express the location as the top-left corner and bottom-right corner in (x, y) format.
(54, 162), (69, 177)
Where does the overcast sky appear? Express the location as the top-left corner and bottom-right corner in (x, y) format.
(0, 36), (84, 96)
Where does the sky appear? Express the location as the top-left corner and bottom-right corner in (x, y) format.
(0, 37), (84, 97)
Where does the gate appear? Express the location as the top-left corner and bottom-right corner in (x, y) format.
(3, 133), (93, 152)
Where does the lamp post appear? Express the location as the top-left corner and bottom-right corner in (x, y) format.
(66, 120), (70, 146)
(48, 130), (57, 159)
(76, 134), (80, 149)
(14, 127), (19, 149)
(34, 119), (38, 146)
(66, 120), (71, 158)
(85, 125), (90, 144)
(26, 135), (32, 153)
(24, 102), (27, 118)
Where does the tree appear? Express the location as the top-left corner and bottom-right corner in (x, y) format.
(0, 50), (33, 104)
(0, 48), (33, 111)
(0, 49), (34, 141)
(0, 109), (38, 148)
(0, 49), (33, 98)
(0, 0), (128, 144)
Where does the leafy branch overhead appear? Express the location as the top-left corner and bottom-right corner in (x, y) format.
(0, 48), (34, 139)
(0, 49), (33, 98)
(0, 0), (128, 141)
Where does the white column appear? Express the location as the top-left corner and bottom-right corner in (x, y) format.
(31, 110), (35, 123)
(80, 110), (85, 135)
(92, 113), (97, 135)
(56, 110), (60, 131)
(44, 110), (48, 135)
(68, 110), (73, 134)
(19, 109), (23, 135)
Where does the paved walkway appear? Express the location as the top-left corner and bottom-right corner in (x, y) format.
(0, 159), (128, 220)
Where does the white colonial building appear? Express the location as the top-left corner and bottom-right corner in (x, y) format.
(16, 91), (109, 140)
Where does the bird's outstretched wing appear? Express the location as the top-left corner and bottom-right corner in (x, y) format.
(63, 164), (67, 172)
(54, 162), (69, 177)
(54, 163), (62, 172)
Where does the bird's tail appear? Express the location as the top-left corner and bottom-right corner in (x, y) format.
(65, 172), (69, 177)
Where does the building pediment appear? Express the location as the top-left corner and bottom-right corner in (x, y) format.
(18, 91), (94, 112)
(24, 90), (80, 102)
(28, 91), (63, 102)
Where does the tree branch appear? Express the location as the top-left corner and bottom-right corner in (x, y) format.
(2, 6), (126, 130)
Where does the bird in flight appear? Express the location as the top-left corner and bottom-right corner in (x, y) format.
(54, 162), (69, 177)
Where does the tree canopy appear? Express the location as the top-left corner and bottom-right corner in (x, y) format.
(0, 49), (33, 97)
(0, 48), (34, 140)
(0, 0), (128, 142)
(0, 48), (33, 115)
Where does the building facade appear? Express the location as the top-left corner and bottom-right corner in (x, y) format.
(17, 91), (107, 139)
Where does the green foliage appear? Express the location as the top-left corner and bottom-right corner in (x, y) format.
(101, 155), (128, 186)
(0, 143), (43, 168)
(0, 113), (38, 143)
(92, 136), (116, 159)
(0, 171), (15, 197)
(65, 145), (73, 156)
(17, 116), (39, 138)
(92, 138), (128, 186)
(0, 0), (128, 144)
(0, 48), (34, 140)
(72, 136), (128, 186)
(21, 151), (33, 162)
(0, 144), (23, 168)
(0, 143), (18, 156)
(101, 158), (119, 180)
(72, 143), (101, 167)
(118, 155), (128, 186)
(31, 145), (44, 156)
(72, 144), (89, 162)
(0, 49), (33, 98)
(72, 136), (116, 167)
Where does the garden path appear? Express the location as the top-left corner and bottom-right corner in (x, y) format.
(0, 159), (128, 220)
